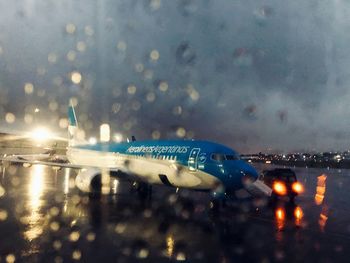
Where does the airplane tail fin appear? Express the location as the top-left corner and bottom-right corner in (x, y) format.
(68, 101), (85, 146)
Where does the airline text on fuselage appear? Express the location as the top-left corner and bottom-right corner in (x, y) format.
(126, 145), (190, 154)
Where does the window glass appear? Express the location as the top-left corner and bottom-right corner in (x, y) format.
(264, 172), (274, 177)
(211, 153), (226, 161)
(226, 154), (240, 160)
(288, 176), (297, 183)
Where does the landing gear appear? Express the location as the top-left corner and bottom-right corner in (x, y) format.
(132, 181), (153, 201)
(88, 174), (102, 199)
(210, 198), (226, 214)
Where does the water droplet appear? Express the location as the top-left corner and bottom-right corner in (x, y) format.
(136, 248), (149, 259)
(176, 252), (186, 261)
(50, 222), (60, 232)
(152, 130), (161, 139)
(53, 240), (62, 250)
(111, 103), (121, 114)
(84, 25), (94, 36)
(5, 254), (16, 263)
(135, 63), (144, 73)
(115, 223), (127, 234)
(149, 0), (161, 11)
(0, 185), (5, 197)
(48, 53), (57, 63)
(127, 85), (137, 95)
(131, 101), (141, 111)
(172, 106), (182, 116)
(71, 71), (82, 84)
(176, 127), (186, 138)
(76, 41), (86, 52)
(72, 250), (82, 260)
(146, 92), (156, 102)
(144, 69), (153, 80)
(86, 232), (96, 242)
(37, 67), (46, 76)
(5, 113), (15, 124)
(59, 118), (69, 129)
(150, 49), (160, 61)
(176, 42), (196, 65)
(50, 207), (60, 216)
(24, 83), (34, 94)
(187, 84), (199, 101)
(49, 101), (58, 111)
(158, 81), (168, 92)
(70, 97), (78, 107)
(117, 41), (127, 51)
(0, 209), (8, 221)
(66, 23), (76, 34)
(24, 114), (33, 124)
(67, 50), (76, 61)
(69, 231), (80, 242)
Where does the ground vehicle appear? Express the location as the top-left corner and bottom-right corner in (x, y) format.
(259, 168), (303, 202)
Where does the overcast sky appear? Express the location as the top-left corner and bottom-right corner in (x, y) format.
(0, 0), (350, 153)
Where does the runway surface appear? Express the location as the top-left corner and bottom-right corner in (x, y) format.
(0, 160), (350, 262)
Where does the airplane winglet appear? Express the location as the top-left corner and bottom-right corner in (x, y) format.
(68, 100), (85, 146)
(68, 101), (78, 127)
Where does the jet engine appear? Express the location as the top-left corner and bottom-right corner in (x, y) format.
(75, 168), (102, 193)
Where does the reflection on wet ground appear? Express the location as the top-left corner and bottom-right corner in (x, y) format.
(0, 163), (350, 262)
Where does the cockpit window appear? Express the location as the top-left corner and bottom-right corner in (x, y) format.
(226, 154), (240, 160)
(211, 153), (226, 161)
(211, 154), (240, 161)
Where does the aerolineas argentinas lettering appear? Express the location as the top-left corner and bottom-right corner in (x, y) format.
(126, 145), (190, 154)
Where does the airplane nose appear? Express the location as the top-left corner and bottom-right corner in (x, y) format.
(241, 164), (272, 197)
(240, 163), (259, 183)
(242, 170), (258, 184)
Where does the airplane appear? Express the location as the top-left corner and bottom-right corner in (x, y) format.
(1, 102), (272, 205)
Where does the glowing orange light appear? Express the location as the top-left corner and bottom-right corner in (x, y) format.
(294, 206), (304, 220)
(319, 212), (328, 232)
(292, 182), (304, 194)
(294, 206), (303, 227)
(315, 194), (324, 205)
(273, 181), (287, 195)
(276, 208), (285, 220)
(318, 174), (327, 184)
(316, 186), (326, 195)
(294, 206), (303, 219)
(315, 174), (327, 205)
(275, 207), (285, 231)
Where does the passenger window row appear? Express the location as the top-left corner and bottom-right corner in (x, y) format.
(131, 154), (177, 161)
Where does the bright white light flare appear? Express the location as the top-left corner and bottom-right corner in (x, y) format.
(30, 128), (52, 142)
(100, 124), (110, 142)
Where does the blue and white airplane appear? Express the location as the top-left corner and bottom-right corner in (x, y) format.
(1, 103), (271, 199)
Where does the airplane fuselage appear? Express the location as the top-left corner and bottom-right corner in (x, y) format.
(67, 140), (259, 193)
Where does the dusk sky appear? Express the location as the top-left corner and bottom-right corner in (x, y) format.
(0, 0), (350, 153)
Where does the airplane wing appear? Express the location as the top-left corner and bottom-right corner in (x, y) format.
(0, 154), (136, 181)
(0, 154), (83, 169)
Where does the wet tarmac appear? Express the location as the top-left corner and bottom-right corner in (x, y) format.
(0, 161), (350, 262)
